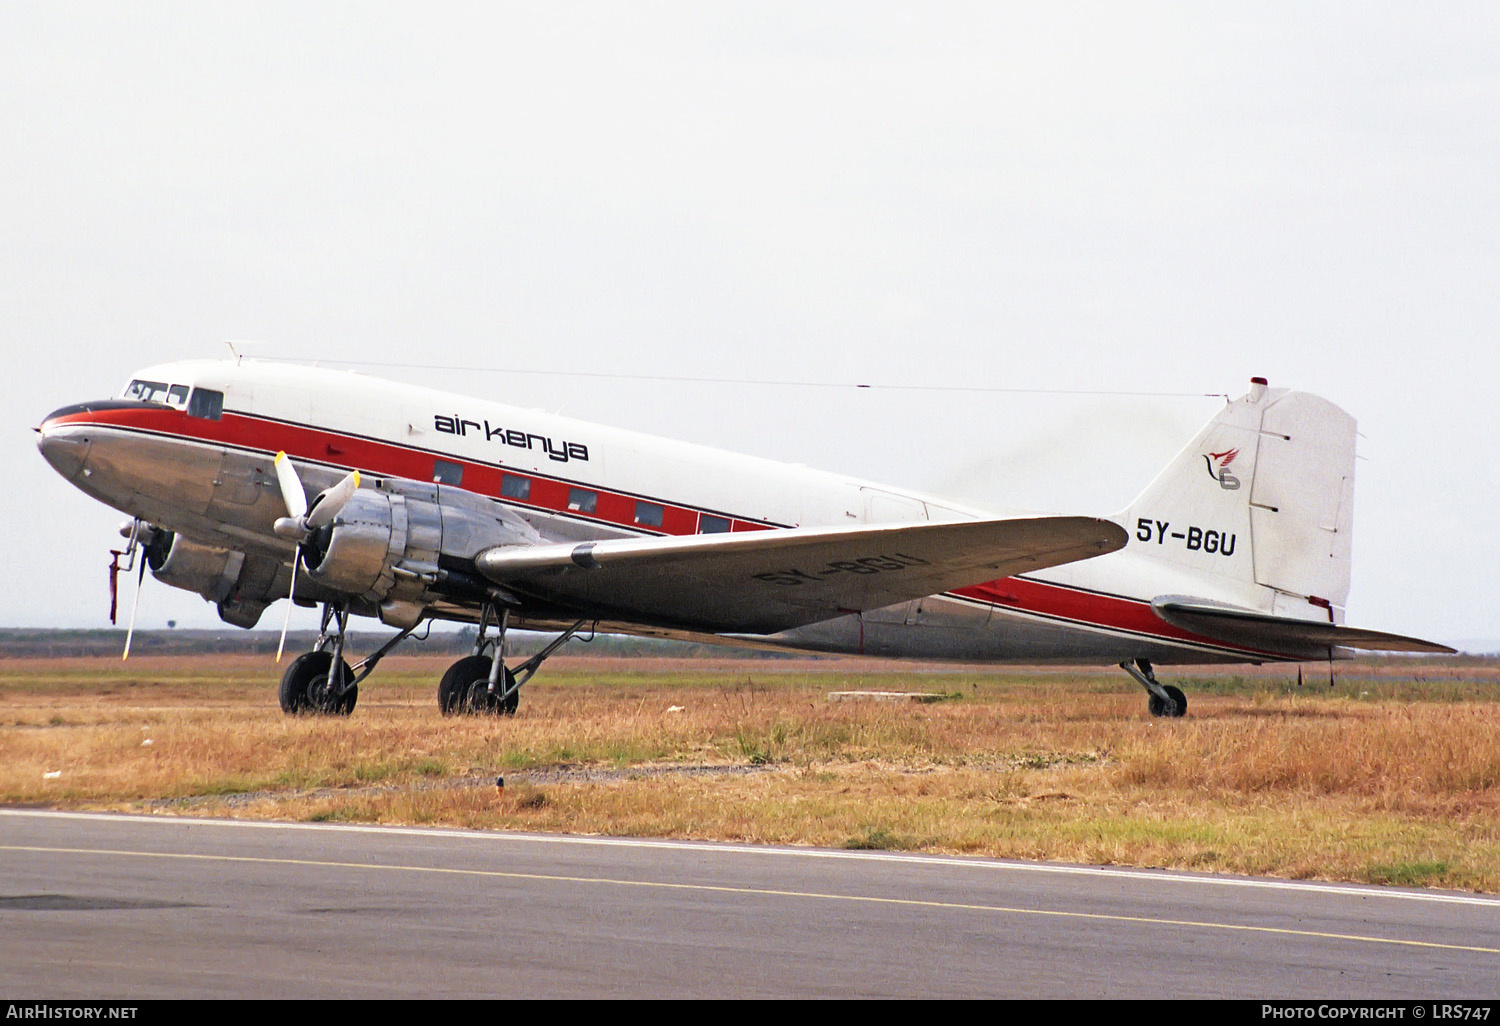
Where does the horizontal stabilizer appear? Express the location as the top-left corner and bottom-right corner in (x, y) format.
(1152, 597), (1455, 655)
(477, 516), (1128, 634)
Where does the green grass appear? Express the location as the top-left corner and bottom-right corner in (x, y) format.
(1365, 860), (1453, 887)
(843, 826), (912, 851)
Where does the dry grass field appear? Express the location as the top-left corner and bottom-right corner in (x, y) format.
(3, 652), (1499, 891)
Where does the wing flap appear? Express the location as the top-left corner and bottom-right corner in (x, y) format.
(476, 516), (1127, 633)
(1152, 597), (1455, 655)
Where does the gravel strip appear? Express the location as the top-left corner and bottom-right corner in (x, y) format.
(145, 762), (776, 809)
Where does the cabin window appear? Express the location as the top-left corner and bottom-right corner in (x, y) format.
(634, 501), (664, 528)
(432, 459), (463, 486)
(187, 388), (223, 420)
(501, 474), (531, 500)
(567, 488), (597, 514)
(699, 514), (731, 534)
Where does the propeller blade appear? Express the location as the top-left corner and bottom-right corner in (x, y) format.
(276, 545), (299, 664)
(274, 452), (308, 520)
(305, 470), (361, 530)
(122, 557), (146, 661)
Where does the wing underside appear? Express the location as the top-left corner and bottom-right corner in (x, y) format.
(475, 516), (1128, 634)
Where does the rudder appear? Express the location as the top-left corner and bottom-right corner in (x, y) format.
(1119, 378), (1356, 621)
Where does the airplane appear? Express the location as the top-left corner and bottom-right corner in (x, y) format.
(35, 359), (1452, 719)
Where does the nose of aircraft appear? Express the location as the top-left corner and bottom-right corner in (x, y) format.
(36, 409), (93, 482)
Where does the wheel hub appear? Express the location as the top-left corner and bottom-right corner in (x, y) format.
(462, 679), (497, 713)
(307, 672), (344, 712)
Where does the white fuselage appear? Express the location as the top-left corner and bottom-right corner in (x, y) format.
(38, 359), (1303, 665)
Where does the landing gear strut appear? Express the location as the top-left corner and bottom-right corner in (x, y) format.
(277, 607), (425, 717)
(439, 605), (588, 716)
(1121, 658), (1187, 718)
(280, 603), (357, 715)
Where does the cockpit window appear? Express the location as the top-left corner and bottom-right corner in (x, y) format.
(124, 379), (171, 403)
(187, 388), (223, 421)
(124, 379), (208, 413)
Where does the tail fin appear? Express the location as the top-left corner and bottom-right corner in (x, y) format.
(1119, 378), (1356, 622)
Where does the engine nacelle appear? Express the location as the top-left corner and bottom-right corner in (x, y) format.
(147, 531), (308, 629)
(298, 482), (540, 620)
(146, 481), (540, 630)
(301, 491), (404, 599)
(148, 531), (243, 604)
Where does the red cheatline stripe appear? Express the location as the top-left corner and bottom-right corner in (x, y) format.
(954, 577), (1285, 657)
(45, 406), (777, 538)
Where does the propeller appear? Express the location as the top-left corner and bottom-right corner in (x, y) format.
(271, 452), (361, 662)
(121, 551), (146, 661)
(275, 451), (308, 522)
(116, 520), (167, 661)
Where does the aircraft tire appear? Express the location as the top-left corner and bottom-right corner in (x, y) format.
(1163, 685), (1187, 717)
(280, 651), (356, 716)
(439, 656), (519, 717)
(1148, 685), (1188, 718)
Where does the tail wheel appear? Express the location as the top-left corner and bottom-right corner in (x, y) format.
(280, 651), (357, 716)
(439, 655), (519, 717)
(1148, 685), (1188, 718)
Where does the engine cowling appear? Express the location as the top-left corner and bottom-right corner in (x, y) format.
(148, 531), (242, 604)
(147, 531), (307, 628)
(297, 482), (539, 624)
(146, 481), (539, 630)
(300, 491), (405, 599)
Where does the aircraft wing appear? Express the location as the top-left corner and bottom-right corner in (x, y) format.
(1151, 597), (1456, 655)
(475, 516), (1127, 634)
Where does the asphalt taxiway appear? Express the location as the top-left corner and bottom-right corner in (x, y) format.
(1, 809), (1496, 998)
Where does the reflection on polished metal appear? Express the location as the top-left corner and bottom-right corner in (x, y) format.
(36, 425), (91, 482)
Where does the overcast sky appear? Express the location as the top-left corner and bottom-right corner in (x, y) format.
(4, 3), (1496, 647)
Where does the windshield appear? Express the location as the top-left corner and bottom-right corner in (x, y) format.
(123, 379), (190, 408)
(123, 379), (170, 402)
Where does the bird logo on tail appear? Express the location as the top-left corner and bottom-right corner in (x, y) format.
(1202, 448), (1241, 490)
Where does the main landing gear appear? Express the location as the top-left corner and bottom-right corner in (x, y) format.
(438, 605), (588, 717)
(280, 602), (422, 716)
(281, 603), (357, 715)
(275, 600), (587, 718)
(1120, 658), (1187, 718)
